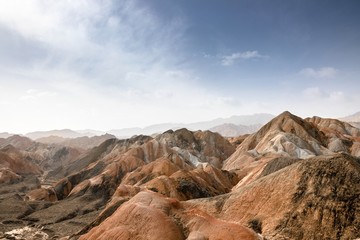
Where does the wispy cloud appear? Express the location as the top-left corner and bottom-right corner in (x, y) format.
(0, 0), (248, 132)
(221, 51), (267, 66)
(19, 89), (57, 101)
(299, 67), (337, 78)
(0, 0), (186, 83)
(302, 87), (344, 101)
(0, 0), (204, 132)
(302, 87), (326, 99)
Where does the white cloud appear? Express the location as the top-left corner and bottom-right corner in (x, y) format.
(299, 67), (337, 78)
(302, 87), (345, 102)
(329, 91), (344, 101)
(302, 87), (325, 99)
(0, 1), (355, 133)
(154, 90), (174, 99)
(0, 0), (186, 81)
(19, 89), (57, 101)
(0, 0), (216, 133)
(214, 97), (241, 106)
(221, 51), (267, 66)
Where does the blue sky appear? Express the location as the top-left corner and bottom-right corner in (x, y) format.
(0, 0), (359, 133)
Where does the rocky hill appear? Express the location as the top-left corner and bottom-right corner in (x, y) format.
(0, 111), (359, 239)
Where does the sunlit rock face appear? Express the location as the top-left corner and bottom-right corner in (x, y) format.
(80, 191), (259, 240)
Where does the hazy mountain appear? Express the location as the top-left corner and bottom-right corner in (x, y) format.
(109, 113), (274, 137)
(339, 111), (360, 122)
(209, 123), (261, 137)
(14, 114), (274, 140)
(0, 135), (34, 150)
(0, 132), (14, 139)
(26, 129), (93, 140)
(36, 133), (116, 150)
(76, 129), (105, 136)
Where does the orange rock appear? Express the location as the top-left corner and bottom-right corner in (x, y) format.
(80, 191), (185, 240)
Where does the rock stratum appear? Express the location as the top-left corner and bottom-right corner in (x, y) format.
(0, 111), (359, 240)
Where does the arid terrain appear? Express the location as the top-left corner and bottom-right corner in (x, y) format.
(0, 111), (359, 240)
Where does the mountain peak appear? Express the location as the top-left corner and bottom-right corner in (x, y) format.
(259, 111), (310, 135)
(273, 111), (300, 122)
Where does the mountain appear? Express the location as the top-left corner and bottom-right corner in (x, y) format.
(209, 123), (261, 137)
(0, 135), (83, 175)
(76, 129), (105, 136)
(1, 111), (360, 240)
(36, 133), (116, 150)
(25, 129), (93, 140)
(339, 111), (360, 129)
(0, 145), (42, 184)
(223, 111), (360, 188)
(13, 114), (274, 140)
(80, 190), (259, 240)
(109, 113), (274, 137)
(188, 153), (360, 240)
(0, 132), (14, 138)
(0, 135), (34, 150)
(76, 112), (360, 239)
(339, 111), (360, 122)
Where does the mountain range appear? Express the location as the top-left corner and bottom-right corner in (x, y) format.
(108, 113), (274, 137)
(4, 112), (360, 140)
(0, 113), (274, 140)
(0, 111), (359, 239)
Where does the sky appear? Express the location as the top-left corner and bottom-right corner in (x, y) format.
(0, 0), (359, 133)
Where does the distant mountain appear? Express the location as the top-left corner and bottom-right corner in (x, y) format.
(338, 112), (360, 130)
(18, 114), (274, 140)
(36, 133), (116, 150)
(339, 111), (360, 122)
(109, 113), (274, 138)
(26, 129), (93, 140)
(0, 135), (34, 150)
(209, 123), (261, 137)
(76, 129), (105, 136)
(0, 132), (14, 138)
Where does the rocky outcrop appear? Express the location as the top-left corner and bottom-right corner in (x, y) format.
(0, 226), (48, 240)
(306, 116), (360, 156)
(187, 154), (360, 239)
(224, 111), (329, 171)
(0, 135), (34, 150)
(0, 135), (83, 176)
(80, 191), (260, 240)
(0, 145), (42, 176)
(53, 130), (235, 201)
(26, 188), (57, 202)
(157, 128), (236, 168)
